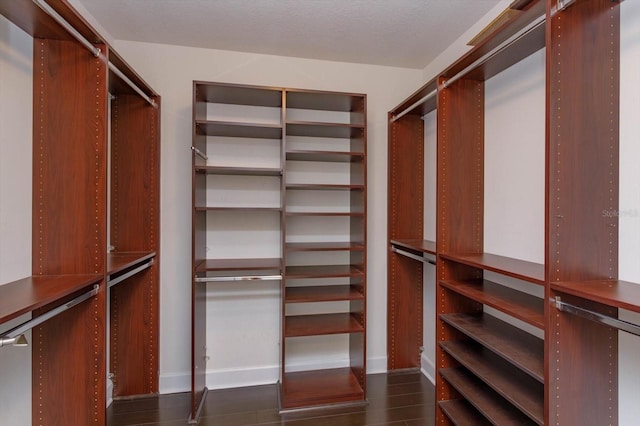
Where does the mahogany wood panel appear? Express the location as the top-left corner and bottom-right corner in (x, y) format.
(439, 369), (536, 425)
(285, 313), (364, 337)
(0, 275), (101, 324)
(440, 253), (544, 285)
(387, 113), (424, 371)
(440, 313), (543, 382)
(31, 37), (108, 426)
(285, 265), (364, 279)
(285, 285), (364, 303)
(440, 340), (543, 424)
(551, 279), (640, 313)
(438, 399), (491, 426)
(280, 368), (364, 409)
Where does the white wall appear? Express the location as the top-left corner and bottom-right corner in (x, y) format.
(0, 14), (32, 426)
(112, 39), (423, 392)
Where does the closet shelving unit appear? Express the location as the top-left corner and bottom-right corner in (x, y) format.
(0, 0), (160, 424)
(387, 77), (438, 370)
(281, 89), (367, 410)
(388, 0), (632, 424)
(190, 83), (367, 417)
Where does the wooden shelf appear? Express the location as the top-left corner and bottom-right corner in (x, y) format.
(439, 313), (543, 382)
(285, 285), (364, 303)
(107, 251), (155, 276)
(438, 399), (492, 426)
(286, 90), (364, 113)
(286, 121), (363, 138)
(196, 258), (281, 273)
(440, 340), (543, 425)
(280, 368), (365, 409)
(285, 242), (365, 252)
(440, 252), (544, 285)
(195, 120), (282, 139)
(439, 369), (537, 425)
(195, 165), (282, 176)
(390, 239), (436, 255)
(285, 313), (364, 337)
(285, 265), (364, 279)
(0, 275), (102, 325)
(285, 211), (364, 217)
(194, 81), (282, 107)
(440, 279), (544, 329)
(286, 150), (364, 162)
(551, 280), (640, 313)
(286, 183), (364, 191)
(196, 206), (282, 212)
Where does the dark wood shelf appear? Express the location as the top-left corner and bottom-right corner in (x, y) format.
(107, 251), (155, 276)
(285, 242), (365, 252)
(440, 279), (544, 329)
(285, 211), (364, 217)
(0, 275), (102, 324)
(440, 253), (544, 285)
(286, 90), (365, 113)
(286, 183), (364, 191)
(195, 120), (282, 139)
(195, 258), (282, 273)
(438, 399), (492, 426)
(439, 369), (537, 426)
(286, 150), (365, 163)
(551, 280), (640, 314)
(285, 265), (364, 279)
(440, 340), (543, 425)
(440, 313), (543, 382)
(285, 285), (364, 303)
(285, 313), (364, 337)
(195, 165), (282, 176)
(195, 206), (282, 212)
(390, 239), (436, 255)
(280, 367), (365, 409)
(286, 121), (364, 138)
(194, 81), (282, 107)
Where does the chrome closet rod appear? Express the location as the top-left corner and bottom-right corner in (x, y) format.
(0, 284), (100, 340)
(32, 0), (158, 108)
(391, 246), (436, 266)
(441, 13), (546, 89)
(191, 146), (209, 161)
(195, 275), (282, 283)
(391, 89), (437, 122)
(108, 259), (154, 288)
(555, 296), (640, 337)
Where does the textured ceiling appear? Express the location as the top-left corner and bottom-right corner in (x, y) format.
(77, 0), (502, 69)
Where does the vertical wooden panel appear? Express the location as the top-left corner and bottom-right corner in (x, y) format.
(387, 113), (424, 370)
(32, 38), (107, 425)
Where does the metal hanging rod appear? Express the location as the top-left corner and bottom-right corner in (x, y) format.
(108, 259), (154, 288)
(0, 284), (99, 343)
(32, 0), (157, 108)
(441, 13), (546, 89)
(555, 296), (640, 337)
(191, 146), (209, 161)
(391, 89), (438, 122)
(195, 275), (282, 283)
(391, 246), (436, 266)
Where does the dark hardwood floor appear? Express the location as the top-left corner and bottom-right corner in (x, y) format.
(107, 370), (435, 426)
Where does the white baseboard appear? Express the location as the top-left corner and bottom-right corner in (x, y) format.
(421, 352), (436, 385)
(159, 355), (390, 394)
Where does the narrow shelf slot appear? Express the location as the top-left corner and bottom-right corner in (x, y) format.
(440, 340), (544, 425)
(0, 275), (103, 324)
(107, 251), (155, 275)
(196, 206), (282, 211)
(286, 150), (364, 163)
(286, 183), (364, 191)
(196, 258), (282, 272)
(195, 120), (282, 139)
(286, 90), (364, 113)
(440, 252), (544, 285)
(390, 239), (436, 255)
(285, 265), (364, 279)
(195, 83), (282, 107)
(285, 285), (364, 303)
(440, 279), (544, 329)
(285, 242), (365, 252)
(280, 368), (364, 409)
(195, 165), (282, 176)
(439, 368), (537, 426)
(439, 313), (543, 382)
(551, 280), (640, 313)
(438, 399), (492, 426)
(285, 211), (364, 217)
(285, 313), (364, 337)
(286, 121), (363, 138)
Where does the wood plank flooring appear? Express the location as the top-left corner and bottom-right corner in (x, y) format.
(107, 370), (435, 426)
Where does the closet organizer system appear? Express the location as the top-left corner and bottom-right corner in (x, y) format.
(190, 82), (367, 420)
(0, 1), (160, 425)
(388, 0), (638, 424)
